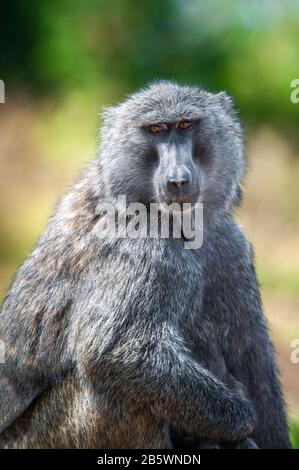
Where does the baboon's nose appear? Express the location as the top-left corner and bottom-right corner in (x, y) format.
(166, 167), (192, 193)
(167, 177), (189, 190)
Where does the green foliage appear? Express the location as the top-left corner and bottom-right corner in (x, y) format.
(290, 420), (299, 448)
(1, 0), (299, 136)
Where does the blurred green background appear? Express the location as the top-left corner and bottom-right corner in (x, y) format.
(0, 0), (298, 447)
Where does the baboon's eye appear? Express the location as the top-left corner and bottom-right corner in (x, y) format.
(148, 123), (169, 133)
(176, 120), (193, 130)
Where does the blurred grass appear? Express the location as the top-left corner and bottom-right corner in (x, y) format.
(259, 269), (299, 299)
(290, 420), (299, 449)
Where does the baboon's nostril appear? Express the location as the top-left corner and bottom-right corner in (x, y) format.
(167, 178), (189, 189)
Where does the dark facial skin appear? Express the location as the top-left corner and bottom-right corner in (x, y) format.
(143, 120), (201, 205)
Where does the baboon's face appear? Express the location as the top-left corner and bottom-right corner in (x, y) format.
(140, 119), (201, 206)
(100, 81), (244, 214)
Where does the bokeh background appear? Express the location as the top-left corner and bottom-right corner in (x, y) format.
(0, 0), (298, 446)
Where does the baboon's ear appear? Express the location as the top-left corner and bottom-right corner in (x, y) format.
(214, 91), (237, 117)
(101, 105), (119, 122)
(0, 362), (43, 433)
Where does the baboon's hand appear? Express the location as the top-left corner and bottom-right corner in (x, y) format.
(169, 393), (256, 449)
(235, 438), (259, 449)
(230, 394), (257, 441)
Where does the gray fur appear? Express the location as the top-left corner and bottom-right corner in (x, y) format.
(0, 81), (290, 448)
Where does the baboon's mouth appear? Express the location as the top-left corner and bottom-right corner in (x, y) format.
(158, 193), (200, 207)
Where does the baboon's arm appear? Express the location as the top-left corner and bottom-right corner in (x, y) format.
(227, 276), (291, 448)
(238, 330), (291, 448)
(202, 220), (291, 448)
(150, 348), (256, 442)
(0, 363), (44, 434)
(0, 229), (74, 434)
(235, 273), (290, 445)
(95, 331), (256, 443)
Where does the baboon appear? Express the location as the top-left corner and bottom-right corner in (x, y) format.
(0, 81), (290, 448)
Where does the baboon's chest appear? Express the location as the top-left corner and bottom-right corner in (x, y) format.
(98, 238), (204, 322)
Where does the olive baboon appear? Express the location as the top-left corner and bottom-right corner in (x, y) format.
(0, 81), (290, 448)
